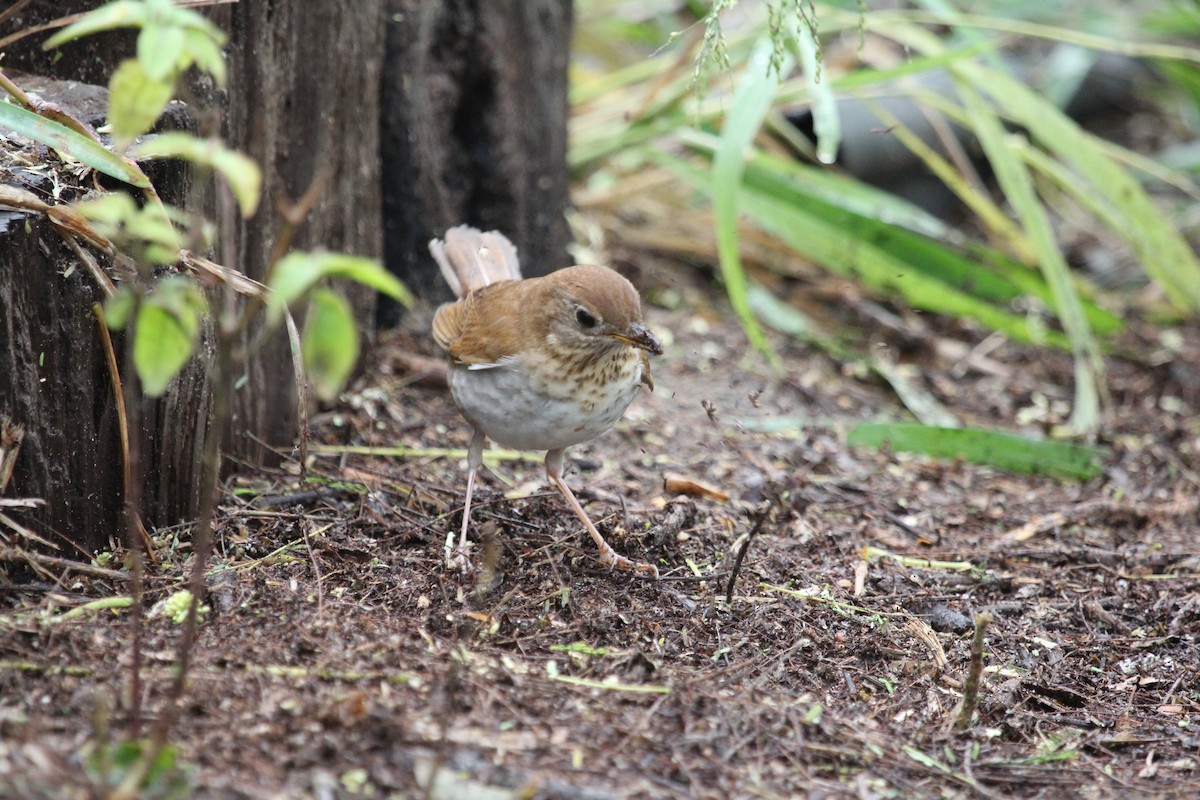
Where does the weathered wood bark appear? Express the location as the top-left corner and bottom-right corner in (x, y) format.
(381, 0), (574, 310)
(0, 210), (121, 548)
(0, 0), (574, 551)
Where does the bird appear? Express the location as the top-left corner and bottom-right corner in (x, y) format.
(430, 225), (663, 578)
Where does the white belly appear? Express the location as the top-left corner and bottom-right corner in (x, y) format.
(449, 355), (643, 452)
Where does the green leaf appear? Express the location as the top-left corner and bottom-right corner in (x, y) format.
(137, 24), (185, 82)
(181, 28), (228, 86)
(132, 133), (260, 216)
(149, 275), (205, 322)
(144, 0), (177, 17)
(134, 277), (206, 396)
(208, 148), (261, 217)
(73, 194), (181, 264)
(107, 60), (174, 146)
(317, 256), (413, 306)
(128, 131), (205, 161)
(134, 304), (192, 395)
(123, 204), (178, 248)
(171, 4), (229, 45)
(847, 422), (1103, 481)
(265, 254), (319, 324)
(0, 102), (150, 187)
(104, 287), (135, 330)
(43, 0), (146, 49)
(266, 252), (413, 326)
(126, 204), (183, 264)
(73, 192), (140, 226)
(303, 288), (359, 402)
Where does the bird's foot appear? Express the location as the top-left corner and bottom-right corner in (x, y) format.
(597, 545), (660, 579)
(454, 547), (473, 573)
(444, 538), (473, 573)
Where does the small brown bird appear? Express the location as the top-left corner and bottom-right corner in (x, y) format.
(430, 225), (663, 577)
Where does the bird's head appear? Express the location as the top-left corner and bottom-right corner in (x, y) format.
(542, 265), (663, 357)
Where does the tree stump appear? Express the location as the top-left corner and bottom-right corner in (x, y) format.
(0, 77), (203, 553)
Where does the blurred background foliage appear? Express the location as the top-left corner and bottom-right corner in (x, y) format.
(570, 0), (1200, 443)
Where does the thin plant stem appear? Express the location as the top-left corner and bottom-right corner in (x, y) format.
(148, 321), (231, 753)
(120, 287), (147, 740)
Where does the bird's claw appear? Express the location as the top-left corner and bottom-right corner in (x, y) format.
(445, 543), (472, 573)
(598, 547), (660, 579)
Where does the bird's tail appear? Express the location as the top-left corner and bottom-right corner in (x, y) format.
(429, 225), (522, 298)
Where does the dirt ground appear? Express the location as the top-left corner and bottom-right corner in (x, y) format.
(2, 250), (1199, 799)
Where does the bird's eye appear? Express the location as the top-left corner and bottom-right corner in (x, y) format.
(575, 308), (597, 329)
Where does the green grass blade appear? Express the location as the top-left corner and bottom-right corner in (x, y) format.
(773, 38), (997, 105)
(664, 143), (1112, 346)
(847, 422), (1104, 480)
(862, 98), (1031, 258)
(712, 38), (788, 362)
(976, 64), (1200, 312)
(954, 78), (1103, 435)
(739, 188), (1068, 347)
(681, 130), (1121, 337)
(660, 150), (1073, 348)
(571, 111), (686, 173)
(748, 285), (959, 427)
(680, 128), (955, 239)
(858, 8), (1200, 64)
(795, 17), (839, 165)
(881, 20), (1200, 313)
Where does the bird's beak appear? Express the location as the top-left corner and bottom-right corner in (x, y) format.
(609, 322), (663, 356)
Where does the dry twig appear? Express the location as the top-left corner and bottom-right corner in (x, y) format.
(953, 612), (992, 730)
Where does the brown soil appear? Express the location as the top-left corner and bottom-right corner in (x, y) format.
(2, 257), (1199, 799)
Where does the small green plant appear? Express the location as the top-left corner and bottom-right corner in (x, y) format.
(154, 589), (209, 625)
(48, 0), (229, 150)
(86, 738), (192, 800)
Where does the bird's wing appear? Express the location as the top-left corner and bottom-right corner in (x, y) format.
(431, 281), (531, 368)
(431, 299), (467, 351)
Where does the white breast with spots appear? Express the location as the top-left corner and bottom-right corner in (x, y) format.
(449, 350), (644, 452)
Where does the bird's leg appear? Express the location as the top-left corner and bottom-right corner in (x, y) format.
(448, 429), (486, 571)
(545, 449), (659, 579)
